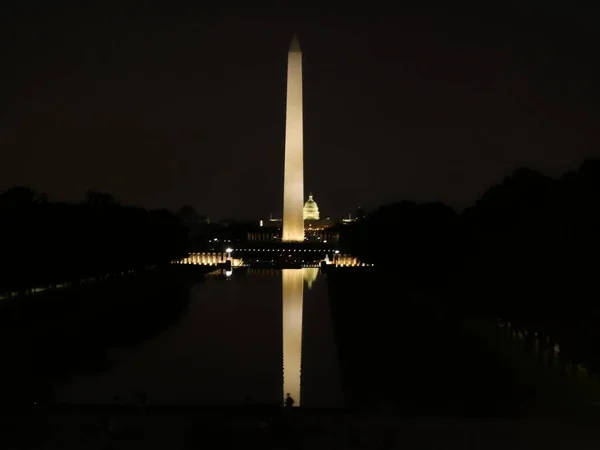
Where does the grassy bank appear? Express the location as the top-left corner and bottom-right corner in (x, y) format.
(463, 317), (600, 415)
(326, 268), (597, 416)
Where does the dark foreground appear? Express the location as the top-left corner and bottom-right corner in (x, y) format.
(4, 406), (600, 449)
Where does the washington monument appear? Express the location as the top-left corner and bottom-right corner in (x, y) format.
(282, 35), (304, 242)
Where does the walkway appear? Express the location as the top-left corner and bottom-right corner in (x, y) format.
(17, 408), (600, 449)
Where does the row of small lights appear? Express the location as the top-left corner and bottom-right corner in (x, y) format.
(176, 256), (374, 267)
(225, 248), (340, 254)
(177, 260), (374, 268)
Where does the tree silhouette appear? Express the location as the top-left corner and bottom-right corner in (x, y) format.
(0, 188), (188, 294)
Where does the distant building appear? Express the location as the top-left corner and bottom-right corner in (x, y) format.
(252, 194), (338, 242)
(341, 214), (357, 224)
(300, 193), (337, 242)
(303, 193), (320, 220)
(251, 195), (371, 243)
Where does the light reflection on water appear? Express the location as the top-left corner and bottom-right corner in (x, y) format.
(283, 269), (303, 406)
(282, 267), (322, 406)
(67, 267), (342, 407)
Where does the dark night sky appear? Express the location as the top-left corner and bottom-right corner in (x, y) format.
(1, 6), (599, 220)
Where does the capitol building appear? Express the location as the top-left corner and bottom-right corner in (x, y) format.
(251, 193), (343, 243)
(302, 193), (336, 238)
(303, 193), (319, 220)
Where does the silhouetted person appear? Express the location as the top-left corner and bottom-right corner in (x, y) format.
(348, 432), (361, 448)
(138, 391), (147, 406)
(380, 436), (394, 449)
(104, 416), (118, 449)
(284, 393), (294, 408)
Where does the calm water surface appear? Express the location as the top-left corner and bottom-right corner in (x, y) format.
(67, 267), (343, 407)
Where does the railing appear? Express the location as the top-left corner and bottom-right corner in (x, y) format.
(233, 247), (338, 253)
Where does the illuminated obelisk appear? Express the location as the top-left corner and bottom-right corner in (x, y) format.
(282, 35), (304, 242)
(282, 269), (304, 406)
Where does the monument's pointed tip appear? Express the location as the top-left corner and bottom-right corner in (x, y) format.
(289, 34), (301, 52)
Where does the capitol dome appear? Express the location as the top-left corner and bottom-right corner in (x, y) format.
(303, 193), (320, 220)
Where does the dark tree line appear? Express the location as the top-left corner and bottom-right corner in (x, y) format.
(0, 187), (188, 294)
(460, 161), (600, 377)
(340, 159), (600, 378)
(340, 201), (460, 287)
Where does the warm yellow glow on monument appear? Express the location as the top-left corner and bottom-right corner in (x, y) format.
(282, 268), (303, 406)
(282, 35), (304, 242)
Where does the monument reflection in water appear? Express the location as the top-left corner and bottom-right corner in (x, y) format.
(281, 268), (319, 406)
(282, 268), (319, 407)
(282, 269), (302, 406)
